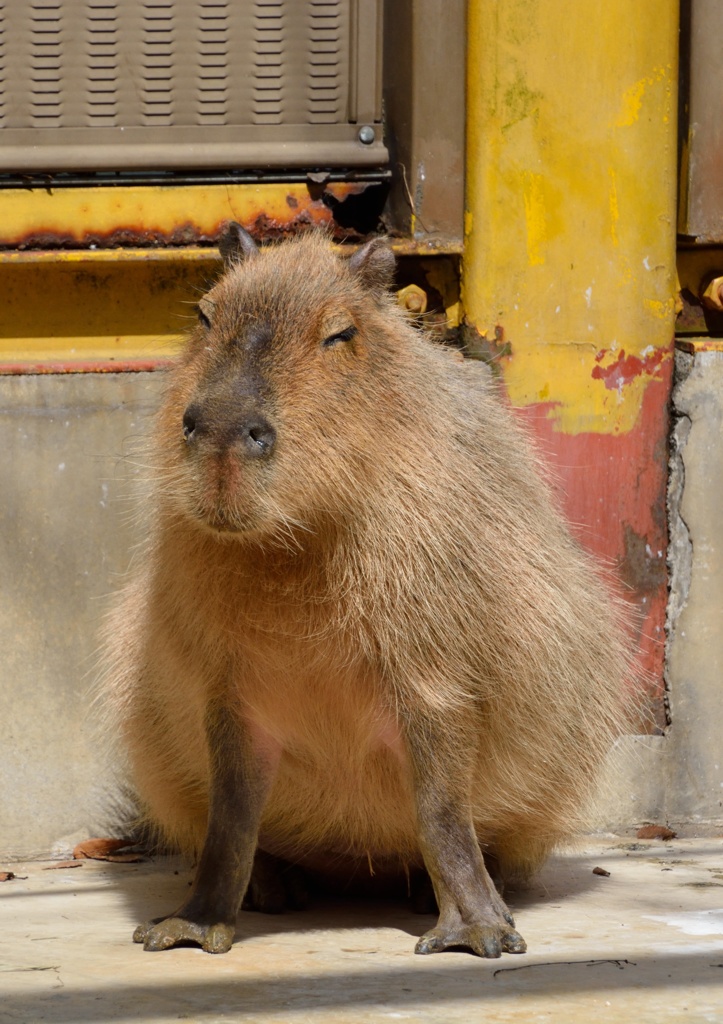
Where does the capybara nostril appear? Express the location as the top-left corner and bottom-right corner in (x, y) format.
(182, 406), (200, 442)
(242, 418), (276, 458)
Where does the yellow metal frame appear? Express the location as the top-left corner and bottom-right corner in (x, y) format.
(0, 238), (461, 371)
(0, 181), (359, 249)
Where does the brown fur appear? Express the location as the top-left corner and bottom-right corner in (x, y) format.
(103, 231), (633, 945)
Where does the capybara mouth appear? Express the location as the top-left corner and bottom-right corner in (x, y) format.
(192, 507), (251, 536)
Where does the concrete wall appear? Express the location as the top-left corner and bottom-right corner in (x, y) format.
(665, 348), (723, 822)
(594, 346), (723, 831)
(0, 373), (161, 859)
(2, 353), (723, 860)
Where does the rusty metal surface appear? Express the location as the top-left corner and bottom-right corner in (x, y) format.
(676, 337), (723, 353)
(0, 358), (175, 375)
(0, 180), (389, 250)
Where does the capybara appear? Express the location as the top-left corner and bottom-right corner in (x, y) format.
(103, 224), (633, 959)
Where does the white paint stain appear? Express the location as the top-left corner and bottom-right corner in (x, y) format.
(645, 910), (723, 936)
(58, 462), (65, 471)
(585, 286), (593, 308)
(643, 256), (651, 270)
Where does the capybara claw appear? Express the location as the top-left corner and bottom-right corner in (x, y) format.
(133, 918), (161, 944)
(415, 932), (446, 955)
(415, 923), (526, 959)
(134, 917), (235, 954)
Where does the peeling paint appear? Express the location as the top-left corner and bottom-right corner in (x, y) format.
(592, 347), (667, 391)
(499, 343), (672, 436)
(514, 363), (672, 730)
(464, 0), (678, 727)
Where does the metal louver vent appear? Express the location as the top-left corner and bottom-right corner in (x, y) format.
(308, 0), (341, 124)
(198, 0), (228, 125)
(0, 0), (386, 172)
(142, 1), (173, 124)
(87, 1), (118, 126)
(31, 0), (63, 128)
(253, 0), (282, 125)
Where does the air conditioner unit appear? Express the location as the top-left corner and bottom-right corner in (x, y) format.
(0, 0), (387, 172)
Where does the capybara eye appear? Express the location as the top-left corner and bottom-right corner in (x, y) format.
(196, 305), (211, 330)
(322, 325), (357, 348)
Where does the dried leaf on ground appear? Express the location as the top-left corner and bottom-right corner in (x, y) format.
(636, 825), (677, 841)
(592, 866), (611, 877)
(43, 861), (83, 870)
(0, 871), (16, 882)
(73, 838), (144, 863)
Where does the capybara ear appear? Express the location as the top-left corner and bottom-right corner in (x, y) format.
(219, 222), (260, 267)
(348, 238), (396, 295)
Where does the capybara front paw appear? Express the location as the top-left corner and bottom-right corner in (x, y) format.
(415, 921), (527, 958)
(133, 916), (235, 953)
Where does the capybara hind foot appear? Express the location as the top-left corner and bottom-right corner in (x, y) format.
(415, 915), (527, 958)
(242, 850), (309, 914)
(134, 916), (235, 953)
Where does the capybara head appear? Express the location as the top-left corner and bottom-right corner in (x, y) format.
(158, 225), (400, 539)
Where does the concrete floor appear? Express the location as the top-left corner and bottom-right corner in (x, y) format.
(2, 836), (723, 1024)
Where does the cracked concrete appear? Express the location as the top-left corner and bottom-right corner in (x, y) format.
(2, 837), (723, 1023)
(665, 347), (723, 822)
(666, 351), (694, 685)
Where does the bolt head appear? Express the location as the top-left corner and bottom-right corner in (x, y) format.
(396, 284), (428, 316)
(358, 125), (376, 145)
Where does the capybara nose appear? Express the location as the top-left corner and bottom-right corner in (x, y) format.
(240, 416), (276, 458)
(182, 404), (275, 458)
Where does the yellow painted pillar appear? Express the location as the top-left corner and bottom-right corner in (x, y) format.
(462, 1), (679, 724)
(463, 0), (679, 436)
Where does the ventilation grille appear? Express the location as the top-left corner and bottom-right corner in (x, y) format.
(87, 1), (118, 126)
(31, 0), (63, 128)
(0, 0), (386, 171)
(308, 1), (341, 124)
(253, 0), (282, 125)
(198, 0), (228, 125)
(141, 1), (173, 124)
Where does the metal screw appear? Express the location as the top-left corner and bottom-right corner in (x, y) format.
(358, 125), (375, 145)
